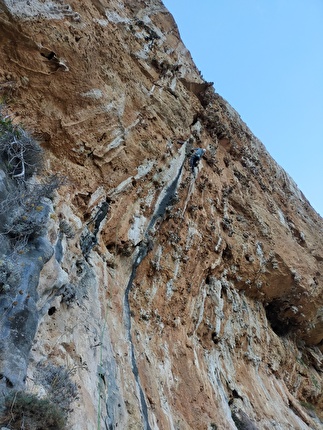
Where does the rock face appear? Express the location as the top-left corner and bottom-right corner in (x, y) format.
(0, 1), (322, 429)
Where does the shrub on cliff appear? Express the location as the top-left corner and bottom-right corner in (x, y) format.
(0, 391), (67, 429)
(35, 362), (78, 413)
(0, 364), (78, 429)
(0, 109), (63, 248)
(0, 174), (62, 241)
(0, 112), (43, 179)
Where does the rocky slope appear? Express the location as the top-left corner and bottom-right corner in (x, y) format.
(0, 1), (322, 429)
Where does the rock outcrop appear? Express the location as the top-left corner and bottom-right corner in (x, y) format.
(0, 1), (322, 429)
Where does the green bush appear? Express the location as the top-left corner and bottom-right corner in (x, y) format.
(0, 391), (66, 429)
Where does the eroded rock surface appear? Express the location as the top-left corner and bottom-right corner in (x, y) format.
(0, 0), (322, 429)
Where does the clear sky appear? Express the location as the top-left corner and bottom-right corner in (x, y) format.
(162, 0), (323, 216)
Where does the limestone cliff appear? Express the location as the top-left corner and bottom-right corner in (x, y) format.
(0, 1), (322, 429)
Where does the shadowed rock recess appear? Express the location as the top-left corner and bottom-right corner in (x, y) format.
(0, 1), (322, 429)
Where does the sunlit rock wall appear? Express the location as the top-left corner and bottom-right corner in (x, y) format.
(0, 0), (322, 428)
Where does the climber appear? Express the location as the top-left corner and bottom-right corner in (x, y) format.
(190, 148), (206, 174)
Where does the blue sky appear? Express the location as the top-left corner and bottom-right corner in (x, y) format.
(162, 0), (323, 216)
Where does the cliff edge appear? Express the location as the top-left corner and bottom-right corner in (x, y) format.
(0, 1), (322, 429)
